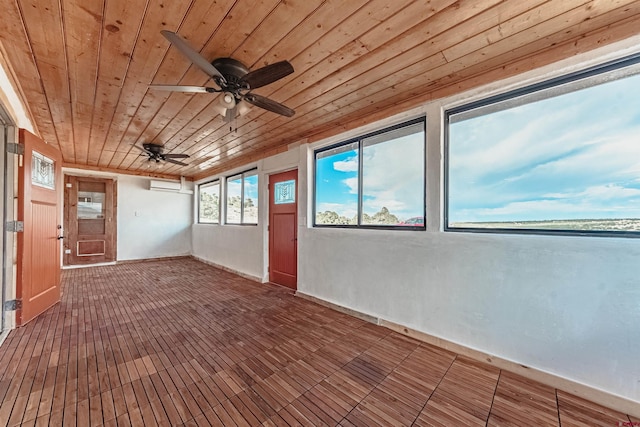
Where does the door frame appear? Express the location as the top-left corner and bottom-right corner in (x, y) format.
(1, 105), (17, 336)
(267, 168), (298, 290)
(63, 174), (118, 266)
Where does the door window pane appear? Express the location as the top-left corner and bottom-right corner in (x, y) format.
(32, 151), (55, 189)
(275, 179), (296, 204)
(78, 182), (105, 220)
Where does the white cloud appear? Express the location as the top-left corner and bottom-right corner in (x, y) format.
(333, 158), (358, 172)
(449, 73), (640, 222)
(358, 134), (425, 219)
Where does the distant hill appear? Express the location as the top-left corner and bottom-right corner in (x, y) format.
(450, 218), (640, 232)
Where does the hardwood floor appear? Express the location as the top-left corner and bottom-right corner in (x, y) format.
(0, 258), (634, 426)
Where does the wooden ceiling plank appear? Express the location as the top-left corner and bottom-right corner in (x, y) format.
(112, 0), (281, 172)
(87, 79), (125, 165)
(16, 0), (66, 68)
(201, 0), (282, 59)
(17, 0), (74, 160)
(0, 2), (53, 143)
(4, 0), (640, 177)
(115, 0), (237, 166)
(152, 3), (444, 172)
(124, 0), (328, 173)
(136, 0), (365, 166)
(154, 0), (420, 167)
(37, 61), (75, 161)
(86, 0), (149, 165)
(254, 8), (640, 163)
(62, 0), (104, 165)
(426, 5), (640, 100)
(253, 0), (370, 68)
(162, 0), (519, 172)
(98, 0), (195, 168)
(128, 2), (444, 176)
(120, 98), (224, 171)
(230, 0), (326, 67)
(442, 0), (589, 62)
(194, 0), (636, 171)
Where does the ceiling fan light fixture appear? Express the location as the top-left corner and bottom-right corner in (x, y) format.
(237, 100), (251, 117)
(219, 93), (236, 109)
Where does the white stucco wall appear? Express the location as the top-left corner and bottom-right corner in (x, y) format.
(299, 228), (640, 401)
(192, 224), (263, 279)
(191, 38), (640, 404)
(117, 175), (192, 260)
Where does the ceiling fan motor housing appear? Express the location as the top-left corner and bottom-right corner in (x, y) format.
(212, 58), (250, 94)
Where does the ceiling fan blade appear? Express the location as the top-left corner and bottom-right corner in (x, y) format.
(165, 158), (189, 166)
(240, 61), (294, 89)
(163, 153), (190, 159)
(149, 85), (216, 93)
(134, 144), (153, 155)
(160, 30), (226, 84)
(244, 94), (295, 117)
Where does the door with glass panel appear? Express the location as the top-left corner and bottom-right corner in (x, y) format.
(64, 176), (117, 265)
(269, 169), (298, 289)
(17, 129), (62, 324)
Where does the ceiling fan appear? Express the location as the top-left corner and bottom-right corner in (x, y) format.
(150, 30), (295, 122)
(135, 143), (190, 166)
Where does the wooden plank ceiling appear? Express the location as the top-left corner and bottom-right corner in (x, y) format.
(1, 0), (640, 180)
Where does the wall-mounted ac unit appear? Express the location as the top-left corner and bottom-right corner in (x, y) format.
(149, 179), (181, 192)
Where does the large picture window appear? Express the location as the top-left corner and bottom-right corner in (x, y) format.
(226, 169), (258, 225)
(198, 180), (220, 224)
(314, 119), (425, 228)
(446, 54), (640, 236)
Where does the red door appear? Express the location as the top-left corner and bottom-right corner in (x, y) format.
(17, 129), (62, 325)
(269, 170), (298, 289)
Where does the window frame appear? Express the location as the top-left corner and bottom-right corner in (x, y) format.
(225, 168), (258, 225)
(444, 52), (640, 238)
(197, 179), (220, 224)
(313, 117), (427, 230)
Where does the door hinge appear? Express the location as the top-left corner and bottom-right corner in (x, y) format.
(5, 221), (24, 233)
(4, 299), (22, 311)
(5, 143), (25, 155)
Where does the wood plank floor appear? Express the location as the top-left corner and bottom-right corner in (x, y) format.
(0, 258), (635, 426)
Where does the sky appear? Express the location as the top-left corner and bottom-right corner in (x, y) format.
(448, 71), (640, 223)
(315, 129), (425, 222)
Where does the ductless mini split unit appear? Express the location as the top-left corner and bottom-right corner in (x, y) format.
(149, 179), (181, 192)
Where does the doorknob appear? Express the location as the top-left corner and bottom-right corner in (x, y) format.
(57, 235), (64, 240)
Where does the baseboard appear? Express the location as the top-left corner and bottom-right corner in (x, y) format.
(191, 256), (262, 283)
(295, 292), (640, 418)
(116, 255), (191, 264)
(62, 261), (117, 269)
(295, 292), (379, 324)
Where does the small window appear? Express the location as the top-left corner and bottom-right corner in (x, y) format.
(446, 54), (640, 236)
(314, 118), (426, 229)
(274, 180), (296, 204)
(226, 169), (258, 225)
(198, 180), (220, 224)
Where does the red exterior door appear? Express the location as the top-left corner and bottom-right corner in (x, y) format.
(17, 129), (62, 325)
(269, 170), (298, 289)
